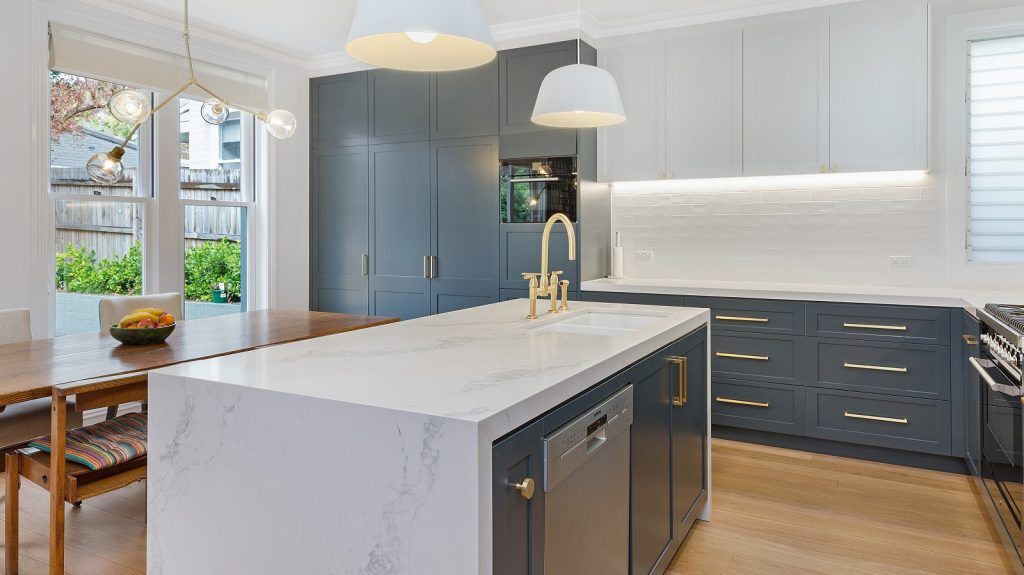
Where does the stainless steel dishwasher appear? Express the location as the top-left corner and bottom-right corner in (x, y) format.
(543, 385), (633, 575)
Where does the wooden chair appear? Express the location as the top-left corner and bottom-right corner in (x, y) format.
(4, 372), (148, 575)
(0, 309), (82, 472)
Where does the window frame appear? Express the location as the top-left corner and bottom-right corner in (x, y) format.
(945, 6), (1024, 285)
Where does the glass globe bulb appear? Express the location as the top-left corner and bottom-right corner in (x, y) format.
(86, 147), (125, 184)
(107, 89), (151, 124)
(200, 99), (229, 125)
(264, 109), (297, 139)
(405, 31), (439, 44)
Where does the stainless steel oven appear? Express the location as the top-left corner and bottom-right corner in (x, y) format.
(977, 305), (1024, 569)
(499, 156), (577, 223)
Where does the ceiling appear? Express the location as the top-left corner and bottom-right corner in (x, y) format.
(90, 0), (861, 65)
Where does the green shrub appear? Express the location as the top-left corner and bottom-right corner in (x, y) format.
(184, 239), (242, 302)
(56, 239), (241, 302)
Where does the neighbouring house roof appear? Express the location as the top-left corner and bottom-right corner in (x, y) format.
(50, 127), (140, 170)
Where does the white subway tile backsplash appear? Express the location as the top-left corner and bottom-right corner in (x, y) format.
(611, 178), (946, 285)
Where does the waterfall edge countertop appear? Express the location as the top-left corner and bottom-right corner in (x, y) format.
(146, 300), (710, 575)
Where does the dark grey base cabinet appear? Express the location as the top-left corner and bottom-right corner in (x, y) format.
(492, 327), (708, 575)
(583, 290), (967, 465)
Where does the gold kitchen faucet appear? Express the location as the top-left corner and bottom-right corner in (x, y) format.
(523, 213), (576, 319)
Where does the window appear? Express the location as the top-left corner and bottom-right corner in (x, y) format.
(968, 35), (1024, 263)
(50, 72), (150, 336)
(179, 97), (253, 319)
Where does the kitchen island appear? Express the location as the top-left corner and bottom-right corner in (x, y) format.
(147, 300), (710, 574)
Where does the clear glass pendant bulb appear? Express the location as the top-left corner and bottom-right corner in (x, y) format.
(264, 109), (297, 139)
(200, 99), (229, 125)
(107, 89), (151, 124)
(86, 147), (125, 184)
(405, 31), (438, 44)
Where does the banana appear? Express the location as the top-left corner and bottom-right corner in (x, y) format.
(118, 311), (161, 328)
(130, 307), (165, 316)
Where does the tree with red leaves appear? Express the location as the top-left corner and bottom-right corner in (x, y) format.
(50, 72), (133, 141)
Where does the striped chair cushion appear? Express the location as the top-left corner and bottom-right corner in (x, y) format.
(29, 412), (147, 471)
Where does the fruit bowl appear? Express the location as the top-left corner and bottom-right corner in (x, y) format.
(109, 323), (175, 345)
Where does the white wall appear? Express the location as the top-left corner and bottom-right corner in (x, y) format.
(0, 0), (310, 335)
(608, 0), (1024, 292)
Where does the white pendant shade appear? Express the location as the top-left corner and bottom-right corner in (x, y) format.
(532, 64), (626, 128)
(346, 0), (496, 72)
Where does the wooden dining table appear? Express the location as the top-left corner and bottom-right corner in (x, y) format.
(0, 309), (397, 409)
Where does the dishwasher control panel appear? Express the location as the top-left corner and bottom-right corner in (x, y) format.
(543, 385), (634, 492)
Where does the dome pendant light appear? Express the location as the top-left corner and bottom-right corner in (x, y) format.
(531, 0), (625, 128)
(346, 0), (496, 72)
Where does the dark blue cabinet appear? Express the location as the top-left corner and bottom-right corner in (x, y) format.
(310, 146), (369, 314)
(369, 142), (432, 319)
(312, 73), (368, 148)
(432, 61), (499, 139)
(500, 224), (580, 291)
(430, 137), (500, 313)
(368, 70), (430, 144)
(491, 328), (708, 575)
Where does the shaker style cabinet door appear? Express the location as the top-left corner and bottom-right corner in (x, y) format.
(311, 72), (368, 148)
(368, 141), (432, 320)
(671, 329), (708, 531)
(665, 30), (743, 179)
(828, 3), (927, 172)
(431, 61), (499, 139)
(368, 69), (430, 144)
(743, 16), (829, 176)
(492, 420), (545, 575)
(311, 146), (369, 314)
(598, 40), (665, 182)
(499, 42), (578, 134)
(430, 137), (500, 313)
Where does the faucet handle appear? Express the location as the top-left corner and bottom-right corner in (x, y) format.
(522, 272), (541, 286)
(548, 270), (563, 285)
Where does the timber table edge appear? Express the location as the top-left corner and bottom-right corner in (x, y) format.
(0, 311), (398, 408)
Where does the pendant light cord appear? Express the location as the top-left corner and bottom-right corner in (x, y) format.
(184, 0), (195, 80)
(576, 0), (581, 64)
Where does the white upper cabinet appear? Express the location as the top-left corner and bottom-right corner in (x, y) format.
(828, 3), (928, 172)
(743, 17), (829, 176)
(665, 30), (743, 179)
(598, 42), (665, 183)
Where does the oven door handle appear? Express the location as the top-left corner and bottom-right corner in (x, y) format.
(969, 356), (1022, 397)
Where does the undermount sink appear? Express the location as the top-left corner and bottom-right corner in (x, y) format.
(532, 310), (668, 336)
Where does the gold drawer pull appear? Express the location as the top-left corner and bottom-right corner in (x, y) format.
(716, 396), (770, 408)
(844, 411), (908, 424)
(843, 322), (907, 332)
(843, 362), (908, 374)
(716, 352), (770, 361)
(716, 315), (769, 323)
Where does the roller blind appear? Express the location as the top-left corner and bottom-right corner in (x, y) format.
(49, 23), (267, 111)
(968, 35), (1024, 263)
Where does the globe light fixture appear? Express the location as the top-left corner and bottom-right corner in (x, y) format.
(531, 0), (626, 128)
(84, 0), (297, 183)
(86, 147), (126, 185)
(261, 109), (298, 140)
(107, 89), (151, 124)
(346, 0), (496, 71)
(200, 99), (229, 125)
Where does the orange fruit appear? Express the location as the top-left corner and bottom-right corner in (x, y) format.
(159, 313), (175, 325)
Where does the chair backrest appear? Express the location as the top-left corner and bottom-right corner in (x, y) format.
(98, 293), (183, 334)
(0, 308), (31, 345)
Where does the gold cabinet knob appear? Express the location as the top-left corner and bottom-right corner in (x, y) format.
(819, 164), (828, 173)
(514, 477), (535, 500)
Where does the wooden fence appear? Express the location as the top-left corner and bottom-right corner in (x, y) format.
(53, 167), (243, 260)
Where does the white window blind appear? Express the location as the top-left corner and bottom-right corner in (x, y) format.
(968, 35), (1024, 263)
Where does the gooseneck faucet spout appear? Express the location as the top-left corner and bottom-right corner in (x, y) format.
(522, 213), (576, 319)
(540, 213), (576, 282)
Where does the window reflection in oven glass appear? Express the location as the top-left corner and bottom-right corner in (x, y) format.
(500, 157), (577, 223)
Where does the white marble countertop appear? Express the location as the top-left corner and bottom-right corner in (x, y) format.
(147, 300), (710, 574)
(152, 299), (709, 440)
(582, 277), (1022, 314)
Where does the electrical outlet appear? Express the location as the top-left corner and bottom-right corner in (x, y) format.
(890, 256), (912, 269)
(636, 250), (655, 263)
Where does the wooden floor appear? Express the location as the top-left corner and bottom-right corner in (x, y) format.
(0, 438), (1014, 574)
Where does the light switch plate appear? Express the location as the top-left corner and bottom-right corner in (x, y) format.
(636, 250), (655, 263)
(890, 255), (912, 268)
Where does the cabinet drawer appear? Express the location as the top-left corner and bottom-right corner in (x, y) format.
(711, 333), (799, 385)
(711, 379), (805, 436)
(688, 297), (805, 335)
(807, 303), (950, 345)
(810, 340), (950, 400)
(806, 388), (951, 455)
